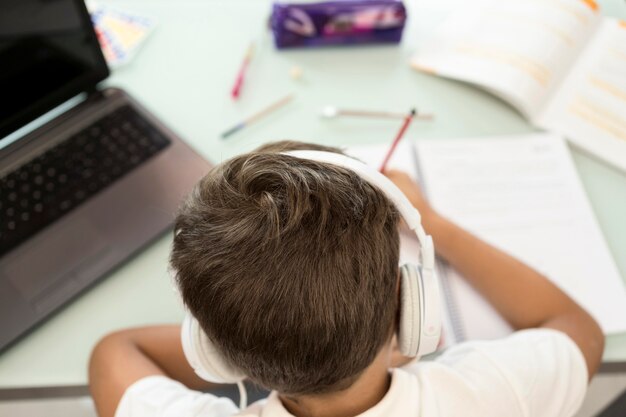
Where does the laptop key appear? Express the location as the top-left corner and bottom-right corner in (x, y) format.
(0, 105), (171, 257)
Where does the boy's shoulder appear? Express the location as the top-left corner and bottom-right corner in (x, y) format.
(115, 330), (587, 417)
(405, 328), (588, 417)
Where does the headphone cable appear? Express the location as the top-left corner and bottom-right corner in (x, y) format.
(237, 380), (248, 410)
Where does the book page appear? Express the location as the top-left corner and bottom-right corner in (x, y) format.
(416, 133), (626, 337)
(411, 0), (602, 119)
(537, 19), (626, 172)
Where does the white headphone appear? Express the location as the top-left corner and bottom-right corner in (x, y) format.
(180, 150), (442, 408)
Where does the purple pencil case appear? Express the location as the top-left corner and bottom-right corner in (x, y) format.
(271, 0), (407, 49)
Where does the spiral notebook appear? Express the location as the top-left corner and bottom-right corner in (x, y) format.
(347, 133), (626, 344)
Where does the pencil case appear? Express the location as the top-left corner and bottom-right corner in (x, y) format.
(270, 0), (407, 49)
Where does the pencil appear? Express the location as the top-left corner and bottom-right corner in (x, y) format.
(339, 109), (433, 120)
(378, 108), (416, 173)
(231, 42), (255, 100)
(322, 106), (433, 121)
(221, 94), (294, 139)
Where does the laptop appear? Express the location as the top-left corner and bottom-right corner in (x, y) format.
(0, 0), (211, 351)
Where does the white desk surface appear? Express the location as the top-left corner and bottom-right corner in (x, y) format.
(1, 0), (626, 388)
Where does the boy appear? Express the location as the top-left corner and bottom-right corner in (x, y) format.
(89, 141), (604, 417)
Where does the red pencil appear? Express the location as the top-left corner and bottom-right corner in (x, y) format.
(231, 42), (255, 100)
(379, 108), (416, 172)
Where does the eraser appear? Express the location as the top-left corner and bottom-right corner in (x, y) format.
(289, 65), (303, 80)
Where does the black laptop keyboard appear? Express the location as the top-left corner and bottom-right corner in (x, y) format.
(0, 105), (171, 257)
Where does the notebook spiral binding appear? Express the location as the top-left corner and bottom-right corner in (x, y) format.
(411, 143), (466, 344)
(437, 258), (466, 343)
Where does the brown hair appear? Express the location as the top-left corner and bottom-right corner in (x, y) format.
(170, 141), (399, 395)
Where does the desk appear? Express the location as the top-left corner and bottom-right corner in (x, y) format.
(1, 0), (625, 389)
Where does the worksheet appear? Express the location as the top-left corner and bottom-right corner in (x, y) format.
(347, 134), (626, 344)
(416, 133), (626, 338)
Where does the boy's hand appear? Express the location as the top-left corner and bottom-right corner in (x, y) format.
(383, 170), (438, 228)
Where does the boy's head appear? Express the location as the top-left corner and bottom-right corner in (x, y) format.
(170, 141), (400, 395)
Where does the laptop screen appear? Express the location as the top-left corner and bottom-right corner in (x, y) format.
(0, 0), (109, 140)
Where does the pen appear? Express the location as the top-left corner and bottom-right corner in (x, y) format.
(379, 108), (416, 173)
(321, 106), (433, 121)
(221, 94), (294, 139)
(231, 42), (255, 100)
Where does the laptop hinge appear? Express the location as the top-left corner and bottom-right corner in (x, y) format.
(86, 86), (105, 101)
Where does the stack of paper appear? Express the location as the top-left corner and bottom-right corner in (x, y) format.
(347, 133), (626, 344)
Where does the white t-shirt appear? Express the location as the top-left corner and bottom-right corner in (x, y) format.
(115, 329), (588, 417)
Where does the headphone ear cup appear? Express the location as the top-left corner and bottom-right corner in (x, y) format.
(415, 263), (442, 357)
(398, 264), (422, 357)
(181, 313), (246, 384)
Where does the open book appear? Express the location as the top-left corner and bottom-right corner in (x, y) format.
(347, 133), (626, 345)
(411, 0), (626, 172)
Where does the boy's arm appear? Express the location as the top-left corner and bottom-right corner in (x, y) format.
(385, 170), (604, 378)
(89, 325), (222, 417)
